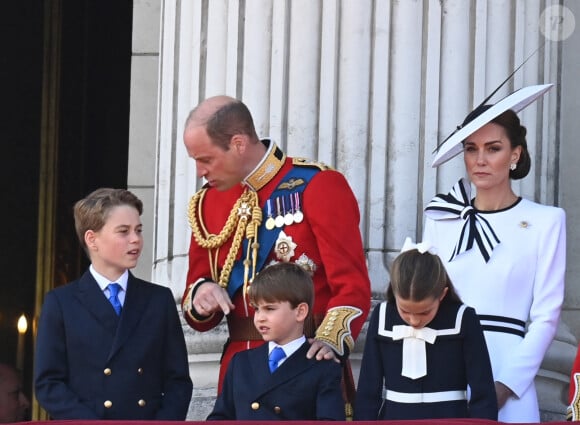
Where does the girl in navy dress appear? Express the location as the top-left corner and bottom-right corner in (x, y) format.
(354, 238), (497, 420)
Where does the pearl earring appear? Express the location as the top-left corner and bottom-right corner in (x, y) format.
(510, 163), (516, 171)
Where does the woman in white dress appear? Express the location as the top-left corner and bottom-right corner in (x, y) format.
(424, 98), (566, 422)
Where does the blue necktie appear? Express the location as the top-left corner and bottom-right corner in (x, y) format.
(107, 283), (122, 316)
(268, 346), (286, 373)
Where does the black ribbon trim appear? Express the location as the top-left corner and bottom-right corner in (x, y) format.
(425, 179), (500, 263)
(481, 325), (525, 338)
(478, 314), (526, 327)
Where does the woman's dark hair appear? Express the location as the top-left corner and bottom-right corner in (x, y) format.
(462, 104), (531, 179)
(386, 249), (461, 303)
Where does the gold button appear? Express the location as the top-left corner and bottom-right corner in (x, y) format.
(104, 400), (112, 408)
(138, 399), (146, 407)
(251, 402), (260, 410)
(274, 406), (281, 414)
(103, 368), (112, 376)
(137, 368), (144, 374)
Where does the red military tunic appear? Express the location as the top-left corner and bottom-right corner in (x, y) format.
(182, 140), (371, 392)
(568, 346), (580, 420)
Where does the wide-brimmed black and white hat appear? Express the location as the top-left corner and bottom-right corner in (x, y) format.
(432, 83), (554, 167)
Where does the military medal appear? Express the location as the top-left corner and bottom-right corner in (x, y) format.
(283, 195), (294, 226)
(274, 231), (297, 262)
(274, 197), (285, 228)
(295, 253), (317, 274)
(293, 192), (304, 223)
(265, 199), (275, 230)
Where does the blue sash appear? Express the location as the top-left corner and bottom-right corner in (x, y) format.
(226, 166), (319, 298)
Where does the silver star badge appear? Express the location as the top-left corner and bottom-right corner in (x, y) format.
(274, 231), (297, 262)
(238, 202), (251, 218)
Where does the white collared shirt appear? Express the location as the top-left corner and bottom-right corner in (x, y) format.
(90, 265), (128, 305)
(268, 335), (306, 367)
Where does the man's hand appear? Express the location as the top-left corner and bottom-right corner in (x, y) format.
(306, 338), (340, 363)
(495, 381), (514, 409)
(192, 281), (235, 316)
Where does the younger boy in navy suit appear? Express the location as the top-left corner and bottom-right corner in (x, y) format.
(34, 188), (193, 420)
(207, 261), (345, 420)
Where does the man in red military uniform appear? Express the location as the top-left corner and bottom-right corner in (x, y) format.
(181, 96), (371, 404)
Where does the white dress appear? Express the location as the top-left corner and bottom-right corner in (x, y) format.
(424, 180), (566, 422)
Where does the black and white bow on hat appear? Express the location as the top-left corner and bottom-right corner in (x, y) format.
(425, 178), (500, 263)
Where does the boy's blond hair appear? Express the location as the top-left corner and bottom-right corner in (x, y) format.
(73, 188), (143, 253)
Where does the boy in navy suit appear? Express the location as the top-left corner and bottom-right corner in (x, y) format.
(207, 262), (345, 420)
(34, 188), (193, 420)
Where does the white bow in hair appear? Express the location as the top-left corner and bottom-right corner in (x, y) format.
(401, 237), (436, 255)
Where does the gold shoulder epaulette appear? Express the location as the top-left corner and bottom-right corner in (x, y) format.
(292, 157), (334, 171)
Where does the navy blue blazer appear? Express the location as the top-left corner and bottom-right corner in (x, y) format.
(34, 270), (193, 420)
(354, 298), (497, 420)
(208, 340), (345, 420)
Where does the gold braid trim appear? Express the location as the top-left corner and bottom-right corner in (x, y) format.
(242, 200), (262, 296)
(187, 187), (261, 290)
(292, 157), (334, 171)
(345, 402), (353, 421)
(182, 279), (215, 323)
(188, 188), (239, 249)
(315, 306), (363, 356)
(569, 373), (580, 421)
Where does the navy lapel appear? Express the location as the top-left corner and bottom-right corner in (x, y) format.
(75, 271), (120, 334)
(108, 273), (150, 360)
(249, 341), (315, 399)
(248, 343), (272, 385)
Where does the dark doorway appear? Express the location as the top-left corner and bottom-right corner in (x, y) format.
(0, 0), (132, 418)
(0, 1), (44, 401)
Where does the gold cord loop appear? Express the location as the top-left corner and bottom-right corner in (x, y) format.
(188, 187), (262, 290)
